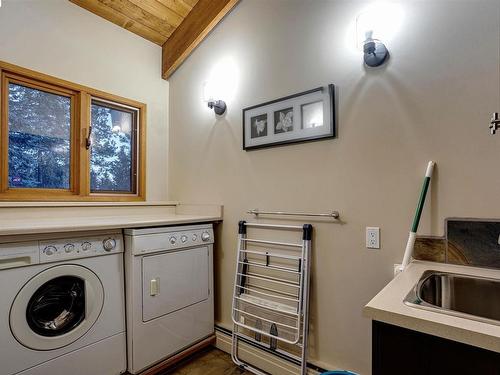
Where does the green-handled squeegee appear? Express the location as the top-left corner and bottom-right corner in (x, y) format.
(400, 161), (435, 272)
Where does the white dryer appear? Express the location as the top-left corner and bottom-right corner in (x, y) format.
(124, 224), (214, 374)
(0, 231), (126, 375)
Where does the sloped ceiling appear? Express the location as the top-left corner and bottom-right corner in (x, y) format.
(70, 0), (239, 79)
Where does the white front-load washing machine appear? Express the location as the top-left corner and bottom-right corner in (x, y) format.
(0, 230), (127, 375)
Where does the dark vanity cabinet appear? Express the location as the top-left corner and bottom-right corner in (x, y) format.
(372, 321), (500, 375)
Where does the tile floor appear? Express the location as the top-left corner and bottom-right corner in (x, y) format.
(166, 348), (250, 375)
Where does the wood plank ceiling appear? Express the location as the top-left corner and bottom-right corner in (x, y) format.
(70, 0), (239, 79)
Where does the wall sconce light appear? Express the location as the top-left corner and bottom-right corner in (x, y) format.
(207, 99), (227, 115)
(362, 30), (389, 67)
(356, 4), (402, 68)
(203, 81), (227, 116)
(202, 57), (238, 117)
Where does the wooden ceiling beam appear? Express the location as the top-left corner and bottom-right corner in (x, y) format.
(161, 0), (239, 79)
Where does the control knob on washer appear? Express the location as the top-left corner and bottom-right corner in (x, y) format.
(103, 238), (116, 251)
(169, 236), (177, 245)
(181, 235), (188, 243)
(82, 241), (92, 251)
(64, 244), (75, 253)
(44, 245), (57, 256)
(201, 232), (211, 242)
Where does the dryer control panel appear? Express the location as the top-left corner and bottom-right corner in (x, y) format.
(39, 234), (123, 263)
(125, 224), (214, 256)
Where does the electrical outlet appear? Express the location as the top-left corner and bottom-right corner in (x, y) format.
(366, 227), (380, 249)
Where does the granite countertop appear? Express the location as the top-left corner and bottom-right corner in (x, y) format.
(364, 260), (500, 353)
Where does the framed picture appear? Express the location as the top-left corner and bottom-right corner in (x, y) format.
(243, 84), (335, 150)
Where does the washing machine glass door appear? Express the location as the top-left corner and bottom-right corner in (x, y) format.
(10, 265), (104, 351)
(26, 275), (86, 337)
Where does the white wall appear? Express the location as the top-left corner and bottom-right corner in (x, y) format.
(0, 0), (169, 201)
(168, 1), (500, 373)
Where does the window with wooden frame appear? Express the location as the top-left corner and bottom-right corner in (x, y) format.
(0, 61), (146, 201)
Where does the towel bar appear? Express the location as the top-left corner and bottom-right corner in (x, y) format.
(248, 209), (339, 219)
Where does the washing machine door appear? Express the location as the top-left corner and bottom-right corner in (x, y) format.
(10, 264), (104, 351)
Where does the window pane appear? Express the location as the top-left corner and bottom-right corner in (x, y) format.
(8, 83), (71, 189)
(90, 101), (135, 193)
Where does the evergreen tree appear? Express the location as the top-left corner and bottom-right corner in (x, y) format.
(8, 83), (70, 189)
(8, 84), (132, 192)
(90, 105), (132, 192)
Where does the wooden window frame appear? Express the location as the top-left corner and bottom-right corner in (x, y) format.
(90, 98), (139, 195)
(0, 61), (146, 202)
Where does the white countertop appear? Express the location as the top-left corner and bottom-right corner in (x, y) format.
(364, 260), (500, 353)
(0, 203), (223, 236)
(0, 213), (221, 236)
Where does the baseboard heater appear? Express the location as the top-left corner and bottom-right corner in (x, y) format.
(215, 325), (327, 374)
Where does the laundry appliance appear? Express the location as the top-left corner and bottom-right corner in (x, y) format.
(124, 224), (214, 374)
(0, 230), (126, 375)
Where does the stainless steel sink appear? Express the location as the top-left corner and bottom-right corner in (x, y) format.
(404, 270), (500, 325)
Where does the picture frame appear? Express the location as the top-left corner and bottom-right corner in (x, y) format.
(242, 84), (335, 150)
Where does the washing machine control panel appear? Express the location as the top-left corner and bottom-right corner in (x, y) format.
(39, 234), (123, 263)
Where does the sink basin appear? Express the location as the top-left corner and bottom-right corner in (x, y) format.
(404, 270), (500, 325)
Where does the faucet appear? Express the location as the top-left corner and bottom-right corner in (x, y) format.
(490, 112), (500, 135)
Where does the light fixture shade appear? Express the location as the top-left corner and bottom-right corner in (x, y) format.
(202, 81), (215, 103)
(355, 4), (402, 68)
(202, 57), (238, 116)
(355, 4), (403, 50)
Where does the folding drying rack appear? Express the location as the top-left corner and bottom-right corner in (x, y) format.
(231, 221), (312, 375)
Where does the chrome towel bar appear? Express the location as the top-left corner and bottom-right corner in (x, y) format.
(248, 209), (340, 219)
